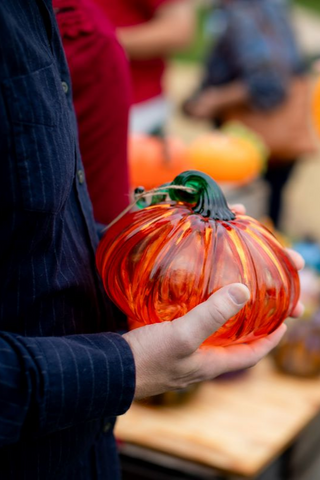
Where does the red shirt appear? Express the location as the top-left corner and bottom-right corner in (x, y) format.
(54, 0), (131, 224)
(93, 0), (171, 104)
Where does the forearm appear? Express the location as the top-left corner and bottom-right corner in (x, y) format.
(216, 74), (287, 112)
(0, 331), (135, 447)
(118, 1), (195, 59)
(184, 81), (250, 119)
(211, 82), (250, 112)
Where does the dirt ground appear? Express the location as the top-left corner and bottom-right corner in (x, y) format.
(164, 6), (320, 241)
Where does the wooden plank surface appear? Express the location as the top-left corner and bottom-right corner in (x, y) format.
(115, 358), (320, 478)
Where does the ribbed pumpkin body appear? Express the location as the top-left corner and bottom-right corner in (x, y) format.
(96, 201), (300, 347)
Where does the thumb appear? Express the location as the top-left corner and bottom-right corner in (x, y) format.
(172, 283), (250, 354)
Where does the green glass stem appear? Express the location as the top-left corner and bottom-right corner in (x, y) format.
(170, 170), (235, 221)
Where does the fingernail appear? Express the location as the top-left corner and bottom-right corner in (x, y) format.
(228, 284), (250, 305)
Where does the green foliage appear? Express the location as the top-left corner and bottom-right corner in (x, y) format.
(295, 0), (320, 14)
(173, 7), (211, 63)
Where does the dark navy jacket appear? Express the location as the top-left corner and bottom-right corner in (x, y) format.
(0, 1), (135, 478)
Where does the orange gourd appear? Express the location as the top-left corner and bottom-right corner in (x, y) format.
(187, 125), (266, 184)
(96, 170), (300, 347)
(129, 135), (190, 190)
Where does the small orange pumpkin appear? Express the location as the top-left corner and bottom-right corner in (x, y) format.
(187, 124), (266, 184)
(129, 135), (190, 190)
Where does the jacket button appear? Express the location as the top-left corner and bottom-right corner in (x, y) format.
(61, 81), (69, 94)
(103, 422), (112, 433)
(77, 169), (85, 184)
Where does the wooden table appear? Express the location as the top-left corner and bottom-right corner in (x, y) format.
(115, 358), (320, 479)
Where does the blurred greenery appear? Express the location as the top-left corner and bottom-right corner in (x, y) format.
(296, 0), (320, 13)
(174, 7), (210, 63)
(174, 1), (320, 64)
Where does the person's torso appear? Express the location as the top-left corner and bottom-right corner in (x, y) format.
(0, 0), (114, 337)
(92, 0), (169, 104)
(0, 1), (118, 477)
(53, 0), (131, 224)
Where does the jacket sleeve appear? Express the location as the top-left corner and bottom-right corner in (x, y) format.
(227, 7), (288, 111)
(0, 331), (135, 447)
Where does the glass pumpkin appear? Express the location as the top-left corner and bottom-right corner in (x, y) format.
(96, 171), (300, 347)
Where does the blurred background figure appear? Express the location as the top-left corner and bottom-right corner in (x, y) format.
(183, 0), (316, 229)
(53, 0), (131, 225)
(94, 0), (195, 135)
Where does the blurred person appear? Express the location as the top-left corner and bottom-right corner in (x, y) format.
(94, 0), (195, 135)
(0, 1), (304, 479)
(53, 0), (131, 225)
(183, 0), (315, 229)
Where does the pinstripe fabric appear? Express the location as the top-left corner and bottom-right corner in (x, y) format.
(0, 1), (135, 478)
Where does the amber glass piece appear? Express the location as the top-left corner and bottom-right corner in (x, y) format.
(96, 172), (300, 347)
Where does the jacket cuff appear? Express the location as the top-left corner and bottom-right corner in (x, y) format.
(17, 332), (135, 435)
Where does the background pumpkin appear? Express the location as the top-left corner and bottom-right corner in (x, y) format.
(186, 124), (266, 184)
(129, 134), (190, 191)
(96, 171), (300, 347)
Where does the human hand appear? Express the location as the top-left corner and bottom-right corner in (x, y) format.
(182, 88), (222, 120)
(123, 284), (287, 400)
(284, 248), (304, 317)
(123, 201), (304, 400)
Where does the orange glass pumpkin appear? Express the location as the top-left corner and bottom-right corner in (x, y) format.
(96, 171), (300, 347)
(129, 134), (190, 190)
(187, 125), (266, 184)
